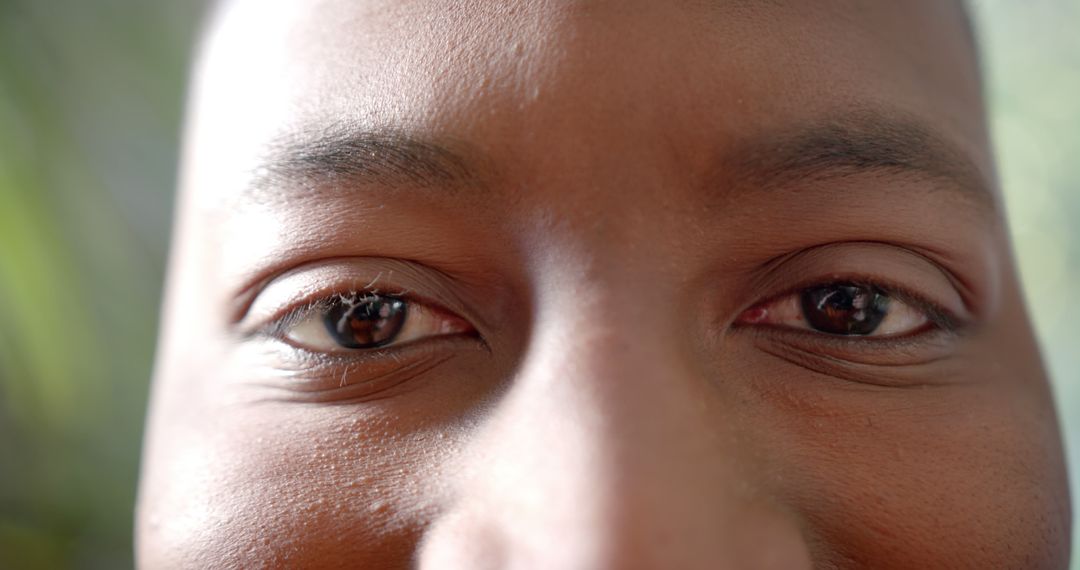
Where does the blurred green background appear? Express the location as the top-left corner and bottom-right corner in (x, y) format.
(0, 1), (1077, 568)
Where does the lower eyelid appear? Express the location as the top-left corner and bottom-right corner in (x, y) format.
(257, 353), (458, 404)
(746, 323), (959, 368)
(753, 336), (959, 387)
(234, 332), (485, 399)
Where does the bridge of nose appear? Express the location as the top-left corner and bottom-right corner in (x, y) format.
(418, 264), (813, 569)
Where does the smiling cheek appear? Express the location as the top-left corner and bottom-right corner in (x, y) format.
(141, 401), (455, 569)
(752, 359), (1068, 568)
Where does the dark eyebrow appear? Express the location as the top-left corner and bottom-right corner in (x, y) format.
(246, 111), (995, 215)
(247, 124), (482, 201)
(718, 110), (997, 213)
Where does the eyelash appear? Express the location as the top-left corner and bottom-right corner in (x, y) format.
(253, 289), (481, 354)
(249, 274), (962, 367)
(260, 293), (365, 339)
(735, 278), (963, 339)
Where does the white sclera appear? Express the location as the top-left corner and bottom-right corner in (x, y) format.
(286, 295), (472, 352)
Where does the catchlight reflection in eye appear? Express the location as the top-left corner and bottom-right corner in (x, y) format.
(739, 283), (929, 337)
(284, 292), (474, 352)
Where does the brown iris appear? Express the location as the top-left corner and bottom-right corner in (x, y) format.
(323, 293), (407, 349)
(800, 283), (890, 335)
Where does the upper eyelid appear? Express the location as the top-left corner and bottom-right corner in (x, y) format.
(234, 257), (496, 335)
(747, 240), (978, 315)
(235, 263), (480, 365)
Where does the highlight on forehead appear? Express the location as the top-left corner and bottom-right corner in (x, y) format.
(198, 0), (981, 55)
(194, 0), (993, 218)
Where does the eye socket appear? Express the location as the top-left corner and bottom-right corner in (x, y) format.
(737, 282), (932, 338)
(280, 291), (475, 353)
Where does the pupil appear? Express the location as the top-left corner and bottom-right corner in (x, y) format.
(800, 283), (890, 335)
(323, 294), (407, 349)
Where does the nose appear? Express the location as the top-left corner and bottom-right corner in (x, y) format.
(418, 279), (813, 569)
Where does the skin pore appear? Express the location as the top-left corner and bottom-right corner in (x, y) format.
(137, 0), (1071, 568)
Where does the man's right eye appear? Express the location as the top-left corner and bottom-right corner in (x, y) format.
(280, 292), (475, 354)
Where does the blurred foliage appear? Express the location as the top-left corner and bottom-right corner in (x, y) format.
(0, 0), (1077, 568)
(0, 1), (203, 568)
(975, 1), (1080, 565)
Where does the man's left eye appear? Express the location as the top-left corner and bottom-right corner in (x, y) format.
(736, 282), (930, 337)
(283, 292), (474, 353)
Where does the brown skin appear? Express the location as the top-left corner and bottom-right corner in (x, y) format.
(137, 0), (1071, 568)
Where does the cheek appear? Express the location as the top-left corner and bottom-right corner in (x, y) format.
(768, 380), (1069, 568)
(140, 405), (448, 569)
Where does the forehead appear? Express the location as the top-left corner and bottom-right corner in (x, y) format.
(189, 0), (985, 204)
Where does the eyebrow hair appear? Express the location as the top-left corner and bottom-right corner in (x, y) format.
(245, 110), (994, 214)
(720, 109), (996, 213)
(248, 124), (482, 200)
